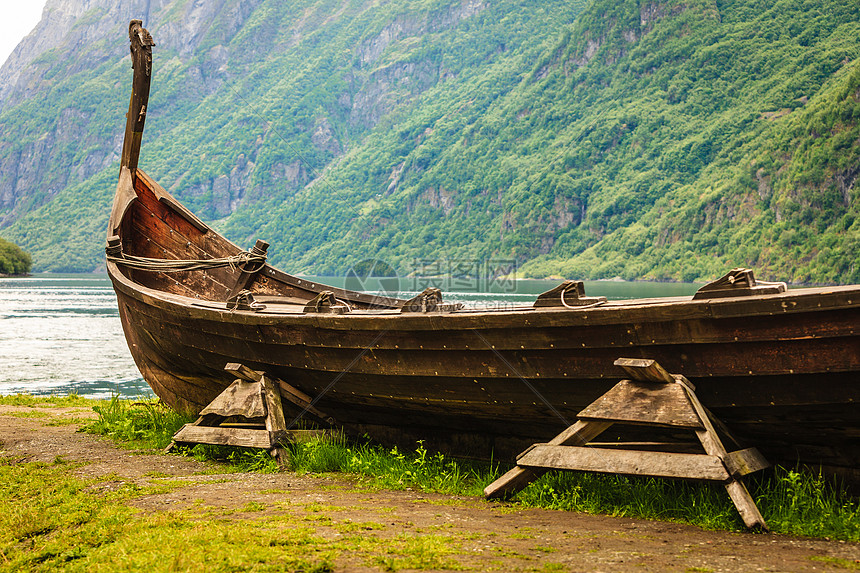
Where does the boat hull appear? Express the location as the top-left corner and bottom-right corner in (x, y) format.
(110, 269), (860, 483)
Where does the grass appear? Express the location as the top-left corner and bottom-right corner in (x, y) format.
(82, 396), (194, 451)
(21, 395), (860, 542)
(0, 393), (99, 408)
(286, 435), (497, 496)
(514, 462), (860, 540)
(0, 458), (338, 572)
(2, 395), (859, 571)
(284, 430), (860, 540)
(0, 455), (464, 572)
(80, 397), (285, 472)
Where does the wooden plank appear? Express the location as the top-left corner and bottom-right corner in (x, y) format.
(723, 448), (770, 477)
(686, 384), (769, 530)
(613, 358), (675, 383)
(199, 379), (266, 418)
(108, 167), (137, 237)
(725, 480), (768, 531)
(173, 425), (274, 448)
(222, 363), (333, 426)
(121, 22), (153, 171)
(225, 363), (263, 383)
(128, 202), (235, 297)
(276, 378), (336, 426)
(586, 441), (704, 454)
(578, 380), (703, 428)
(484, 420), (611, 499)
(517, 445), (731, 481)
(134, 171), (215, 244)
(261, 374), (287, 433)
(137, 170), (210, 233)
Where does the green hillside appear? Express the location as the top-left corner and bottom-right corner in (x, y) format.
(2, 0), (858, 283)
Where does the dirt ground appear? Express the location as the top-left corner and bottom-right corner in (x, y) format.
(1, 404), (858, 572)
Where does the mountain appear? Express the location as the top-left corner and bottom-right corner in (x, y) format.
(0, 0), (858, 284)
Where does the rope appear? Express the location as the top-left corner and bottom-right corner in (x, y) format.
(107, 251), (267, 273)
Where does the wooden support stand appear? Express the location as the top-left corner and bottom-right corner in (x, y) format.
(484, 358), (771, 531)
(166, 363), (333, 464)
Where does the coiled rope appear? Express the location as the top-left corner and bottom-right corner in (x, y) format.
(106, 251), (267, 273)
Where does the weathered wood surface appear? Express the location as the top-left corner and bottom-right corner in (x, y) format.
(199, 379), (266, 418)
(578, 380), (703, 429)
(120, 20), (154, 172)
(723, 447), (771, 477)
(225, 362), (333, 426)
(586, 441), (704, 453)
(683, 383), (768, 530)
(136, 170), (210, 234)
(173, 425), (275, 449)
(517, 445), (731, 481)
(533, 280), (607, 308)
(613, 358), (675, 384)
(116, 290), (859, 475)
(225, 363), (263, 382)
(693, 268), (786, 300)
(484, 420), (611, 499)
(228, 240), (269, 300)
(261, 374), (286, 433)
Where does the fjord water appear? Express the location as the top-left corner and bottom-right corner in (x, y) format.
(0, 274), (151, 398)
(0, 273), (701, 398)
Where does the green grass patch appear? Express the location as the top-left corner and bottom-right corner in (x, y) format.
(82, 396), (194, 450)
(241, 501), (267, 512)
(1, 411), (50, 419)
(286, 433), (860, 540)
(809, 556), (860, 570)
(0, 394), (99, 408)
(185, 443), (282, 473)
(372, 533), (466, 571)
(514, 466), (860, 540)
(83, 397), (285, 473)
(0, 458), (476, 572)
(287, 435), (498, 496)
(0, 458), (337, 571)
(44, 416), (93, 427)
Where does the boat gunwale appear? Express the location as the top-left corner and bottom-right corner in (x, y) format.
(107, 256), (860, 331)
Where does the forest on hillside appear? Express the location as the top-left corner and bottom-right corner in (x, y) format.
(0, 237), (31, 276)
(1, 0), (858, 283)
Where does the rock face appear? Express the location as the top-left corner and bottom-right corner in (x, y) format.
(0, 0), (163, 113)
(0, 0), (277, 226)
(0, 0), (489, 232)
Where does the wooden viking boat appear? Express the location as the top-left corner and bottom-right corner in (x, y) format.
(108, 22), (860, 482)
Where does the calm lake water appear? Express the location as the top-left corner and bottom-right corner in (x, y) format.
(0, 273), (702, 399)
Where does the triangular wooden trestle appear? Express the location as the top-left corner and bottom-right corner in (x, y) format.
(484, 358), (770, 530)
(167, 363), (333, 463)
